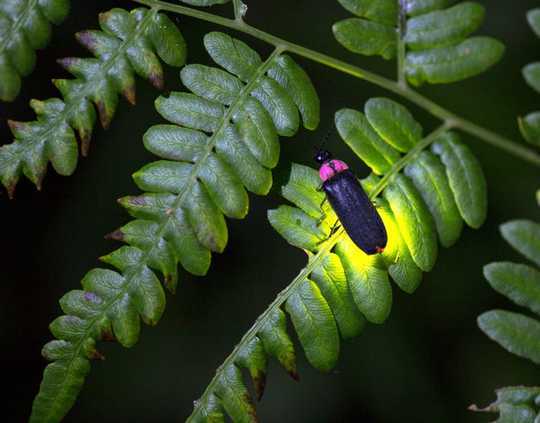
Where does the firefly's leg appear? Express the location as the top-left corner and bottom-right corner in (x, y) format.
(315, 197), (328, 227)
(328, 219), (341, 236)
(315, 218), (340, 246)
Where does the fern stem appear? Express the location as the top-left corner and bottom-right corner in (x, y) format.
(130, 0), (540, 167)
(186, 228), (341, 422)
(370, 122), (452, 198)
(186, 124), (451, 420)
(397, 0), (408, 88)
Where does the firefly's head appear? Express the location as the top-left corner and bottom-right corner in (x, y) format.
(314, 149), (332, 165)
(316, 149), (349, 182)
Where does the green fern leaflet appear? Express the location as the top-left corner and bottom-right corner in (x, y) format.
(333, 0), (505, 85)
(0, 0), (70, 102)
(471, 217), (540, 422)
(29, 31), (319, 423)
(519, 7), (540, 146)
(187, 97), (488, 422)
(0, 7), (186, 198)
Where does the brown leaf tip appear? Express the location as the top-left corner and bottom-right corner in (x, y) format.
(123, 86), (137, 106)
(105, 229), (125, 242)
(6, 184), (16, 200)
(76, 31), (96, 50)
(57, 57), (77, 70)
(101, 328), (116, 342)
(7, 120), (21, 131)
(254, 374), (267, 401)
(149, 72), (164, 90)
(288, 369), (300, 382)
(95, 101), (113, 129)
(90, 349), (106, 361)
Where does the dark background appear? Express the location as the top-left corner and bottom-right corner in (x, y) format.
(2, 1), (540, 422)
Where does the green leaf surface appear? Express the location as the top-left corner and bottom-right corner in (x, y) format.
(523, 63), (540, 94)
(235, 337), (267, 400)
(215, 365), (257, 423)
(432, 132), (487, 228)
(405, 151), (463, 247)
(500, 220), (540, 267)
(0, 7), (187, 197)
(384, 174), (438, 272)
(406, 0), (453, 17)
(519, 112), (540, 146)
(311, 254), (366, 339)
(333, 18), (397, 60)
(495, 386), (540, 406)
(406, 36), (505, 86)
(336, 237), (392, 324)
(181, 64), (243, 106)
(189, 394), (225, 423)
(405, 2), (485, 51)
(30, 354), (91, 423)
(335, 108), (400, 175)
(527, 8), (540, 38)
(258, 309), (298, 379)
(336, 0), (397, 25)
(0, 0), (70, 102)
(267, 206), (328, 251)
(267, 54), (321, 130)
(204, 31), (262, 82)
(251, 76), (300, 137)
(365, 97), (423, 153)
(281, 164), (325, 219)
(377, 199), (424, 293)
(235, 97), (280, 169)
(484, 262), (540, 316)
(473, 387), (540, 422)
(478, 310), (540, 365)
(285, 280), (340, 372)
(497, 404), (537, 423)
(335, 0), (503, 85)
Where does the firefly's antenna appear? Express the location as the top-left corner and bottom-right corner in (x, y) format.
(314, 124), (334, 154)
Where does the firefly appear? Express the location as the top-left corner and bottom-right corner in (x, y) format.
(315, 149), (387, 255)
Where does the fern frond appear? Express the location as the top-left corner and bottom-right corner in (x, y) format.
(30, 31), (319, 423)
(519, 8), (540, 146)
(471, 216), (540, 422)
(333, 0), (505, 85)
(0, 7), (186, 198)
(187, 97), (487, 421)
(478, 219), (540, 363)
(0, 0), (70, 102)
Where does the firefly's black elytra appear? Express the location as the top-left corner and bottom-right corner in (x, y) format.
(315, 149), (387, 255)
